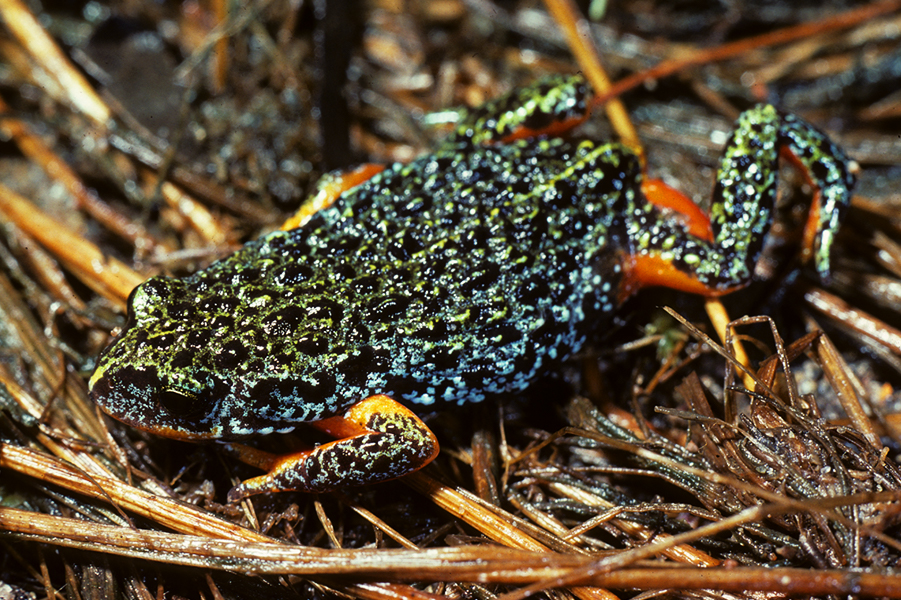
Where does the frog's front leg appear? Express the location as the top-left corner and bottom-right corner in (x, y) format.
(280, 163), (386, 231)
(625, 104), (856, 297)
(226, 395), (439, 501)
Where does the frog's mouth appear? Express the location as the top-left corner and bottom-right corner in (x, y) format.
(126, 418), (224, 441)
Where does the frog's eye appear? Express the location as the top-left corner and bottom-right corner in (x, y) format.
(157, 388), (205, 419)
(127, 276), (182, 324)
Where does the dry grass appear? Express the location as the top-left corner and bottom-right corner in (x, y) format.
(0, 0), (900, 598)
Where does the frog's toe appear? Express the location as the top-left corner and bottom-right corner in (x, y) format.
(227, 394), (439, 501)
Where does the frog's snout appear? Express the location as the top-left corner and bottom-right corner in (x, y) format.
(89, 361), (154, 422)
(90, 357), (212, 438)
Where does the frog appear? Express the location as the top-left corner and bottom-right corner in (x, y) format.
(88, 74), (856, 501)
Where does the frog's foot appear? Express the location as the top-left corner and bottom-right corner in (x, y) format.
(226, 394), (439, 501)
(281, 163), (386, 231)
(621, 105), (856, 300)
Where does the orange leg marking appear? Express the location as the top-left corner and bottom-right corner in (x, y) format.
(801, 191), (823, 267)
(618, 182), (730, 302)
(497, 115), (590, 144)
(280, 163), (386, 231)
(619, 253), (741, 304)
(779, 147), (823, 267)
(641, 178), (713, 242)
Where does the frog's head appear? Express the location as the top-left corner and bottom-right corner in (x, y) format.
(90, 276), (232, 441)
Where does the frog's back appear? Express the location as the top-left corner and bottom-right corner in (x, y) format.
(97, 137), (637, 435)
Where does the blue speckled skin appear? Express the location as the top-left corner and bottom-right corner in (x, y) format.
(89, 75), (855, 446)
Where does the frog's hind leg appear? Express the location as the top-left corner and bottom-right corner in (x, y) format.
(227, 394), (439, 501)
(621, 105), (856, 300)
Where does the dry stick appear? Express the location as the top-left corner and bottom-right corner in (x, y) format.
(506, 387), (901, 595)
(0, 97), (164, 254)
(0, 444), (269, 542)
(0, 0), (109, 124)
(501, 470), (901, 598)
(0, 445), (444, 599)
(592, 0), (901, 107)
(805, 286), (901, 356)
(811, 325), (881, 447)
(0, 506), (587, 579)
(0, 184), (143, 308)
(405, 472), (620, 600)
(542, 0), (641, 154)
(557, 564), (901, 597)
(138, 167), (232, 247)
(9, 506), (901, 595)
(212, 0), (230, 93)
(705, 299), (753, 389)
